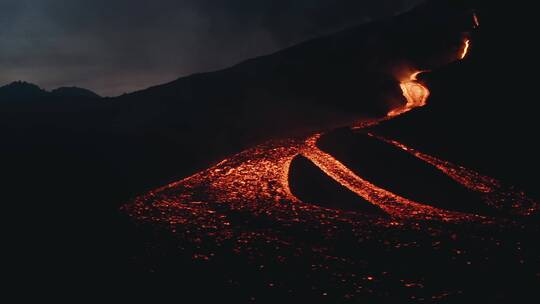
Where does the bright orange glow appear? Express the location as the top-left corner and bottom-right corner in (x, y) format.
(473, 13), (480, 28)
(387, 71), (430, 117)
(460, 39), (470, 59)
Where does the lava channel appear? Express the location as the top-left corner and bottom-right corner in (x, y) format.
(368, 133), (539, 216)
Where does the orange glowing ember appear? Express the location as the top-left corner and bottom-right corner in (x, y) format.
(387, 71), (430, 117)
(460, 39), (470, 59)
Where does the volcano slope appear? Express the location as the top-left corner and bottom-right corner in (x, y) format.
(4, 0), (479, 206)
(120, 3), (539, 304)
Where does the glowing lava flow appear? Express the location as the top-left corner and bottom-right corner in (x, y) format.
(130, 138), (304, 214)
(123, 33), (536, 231)
(301, 134), (473, 221)
(124, 128), (477, 224)
(368, 133), (539, 216)
(460, 39), (471, 59)
(387, 71), (430, 117)
(388, 36), (473, 117)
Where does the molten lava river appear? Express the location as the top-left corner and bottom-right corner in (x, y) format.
(122, 39), (540, 302)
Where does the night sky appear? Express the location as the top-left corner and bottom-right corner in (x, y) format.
(1, 0), (421, 96)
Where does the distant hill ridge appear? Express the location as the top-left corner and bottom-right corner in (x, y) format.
(0, 81), (100, 101)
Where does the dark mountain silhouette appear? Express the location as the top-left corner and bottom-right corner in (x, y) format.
(51, 87), (101, 99)
(109, 0), (474, 141)
(0, 81), (100, 102)
(0, 81), (49, 102)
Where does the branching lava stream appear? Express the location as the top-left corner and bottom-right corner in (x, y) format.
(118, 15), (540, 303)
(122, 35), (539, 300)
(124, 37), (536, 228)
